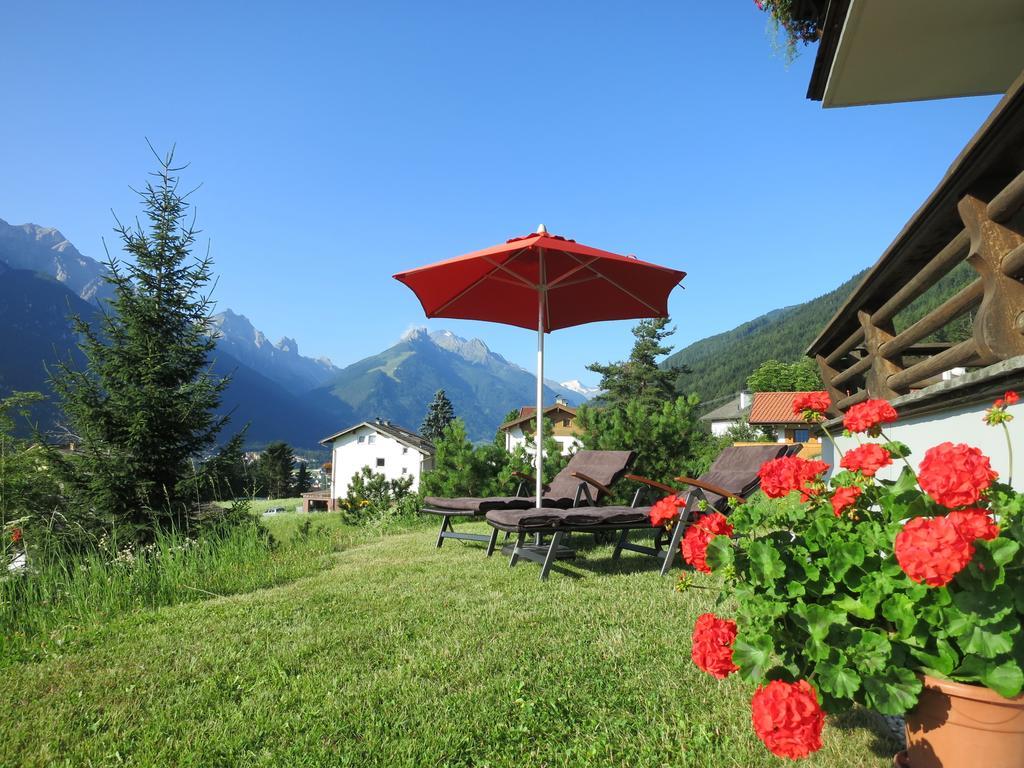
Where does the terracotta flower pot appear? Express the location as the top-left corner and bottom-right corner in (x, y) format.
(898, 674), (1024, 768)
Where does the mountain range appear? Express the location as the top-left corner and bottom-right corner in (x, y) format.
(0, 218), (590, 447)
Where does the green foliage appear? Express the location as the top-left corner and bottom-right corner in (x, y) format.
(576, 395), (705, 492)
(587, 318), (677, 410)
(338, 466), (415, 523)
(706, 447), (1024, 718)
(256, 442), (295, 499)
(0, 393), (65, 545)
(294, 462), (312, 495)
(420, 418), (482, 498)
(50, 148), (231, 539)
(746, 358), (822, 392)
(420, 388), (455, 442)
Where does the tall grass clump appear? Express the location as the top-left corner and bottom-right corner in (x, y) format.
(0, 511), (350, 664)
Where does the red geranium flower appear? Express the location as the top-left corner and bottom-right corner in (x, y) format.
(829, 486), (862, 518)
(792, 391), (830, 423)
(751, 680), (825, 760)
(649, 494), (684, 528)
(842, 399), (898, 436)
(1005, 391), (1020, 405)
(917, 442), (997, 508)
(839, 443), (892, 478)
(681, 512), (733, 574)
(985, 390), (1018, 425)
(11, 528), (22, 544)
(758, 456), (830, 501)
(691, 613), (740, 679)
(894, 515), (977, 587)
(947, 508), (999, 543)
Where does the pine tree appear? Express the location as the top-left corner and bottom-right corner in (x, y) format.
(420, 419), (481, 497)
(420, 389), (455, 442)
(51, 147), (229, 537)
(294, 462), (312, 495)
(257, 442), (295, 499)
(587, 318), (678, 411)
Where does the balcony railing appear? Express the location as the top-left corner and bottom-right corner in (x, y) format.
(808, 71), (1024, 416)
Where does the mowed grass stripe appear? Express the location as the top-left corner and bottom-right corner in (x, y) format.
(1, 525), (897, 767)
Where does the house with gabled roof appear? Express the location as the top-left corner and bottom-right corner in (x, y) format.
(499, 398), (582, 456)
(748, 392), (824, 447)
(319, 418), (434, 505)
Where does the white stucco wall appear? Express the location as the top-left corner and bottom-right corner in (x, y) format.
(822, 401), (1022, 489)
(710, 419), (736, 437)
(329, 425), (431, 499)
(503, 426), (581, 456)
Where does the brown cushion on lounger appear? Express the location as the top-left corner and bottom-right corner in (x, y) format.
(562, 505), (650, 526)
(485, 507), (565, 530)
(424, 495), (575, 513)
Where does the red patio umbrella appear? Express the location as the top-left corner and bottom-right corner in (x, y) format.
(393, 225), (685, 508)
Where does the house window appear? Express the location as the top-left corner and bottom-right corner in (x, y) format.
(357, 435), (365, 443)
(794, 428), (810, 443)
(402, 447), (408, 455)
(563, 419), (570, 427)
(367, 434), (376, 444)
(401, 467), (408, 474)
(376, 458), (385, 467)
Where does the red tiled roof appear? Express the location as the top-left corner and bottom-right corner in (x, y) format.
(748, 392), (817, 425)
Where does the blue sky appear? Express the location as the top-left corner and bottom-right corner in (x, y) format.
(0, 2), (999, 385)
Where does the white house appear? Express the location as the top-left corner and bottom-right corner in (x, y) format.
(700, 391), (753, 437)
(499, 401), (582, 457)
(320, 419), (434, 504)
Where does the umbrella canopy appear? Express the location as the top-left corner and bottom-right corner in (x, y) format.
(393, 226), (685, 507)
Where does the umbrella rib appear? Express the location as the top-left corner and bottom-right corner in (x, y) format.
(562, 251), (662, 314)
(430, 248), (533, 316)
(545, 257), (600, 289)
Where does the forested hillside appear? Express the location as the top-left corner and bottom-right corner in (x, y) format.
(665, 263), (976, 406)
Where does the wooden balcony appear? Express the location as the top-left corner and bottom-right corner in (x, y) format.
(808, 70), (1024, 417)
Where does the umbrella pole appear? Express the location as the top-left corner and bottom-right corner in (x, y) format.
(535, 293), (544, 509)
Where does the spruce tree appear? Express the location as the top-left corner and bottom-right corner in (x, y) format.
(256, 442), (295, 499)
(587, 318), (678, 411)
(51, 148), (229, 537)
(420, 389), (455, 442)
(294, 462), (312, 495)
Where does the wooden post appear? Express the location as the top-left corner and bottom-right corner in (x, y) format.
(815, 354), (847, 417)
(858, 310), (902, 399)
(958, 195), (1024, 364)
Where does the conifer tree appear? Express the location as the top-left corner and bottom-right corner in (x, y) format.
(420, 389), (455, 442)
(587, 318), (678, 411)
(51, 147), (229, 536)
(257, 442), (295, 499)
(294, 462), (312, 495)
(420, 419), (481, 497)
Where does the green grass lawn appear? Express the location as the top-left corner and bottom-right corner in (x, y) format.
(0, 522), (899, 767)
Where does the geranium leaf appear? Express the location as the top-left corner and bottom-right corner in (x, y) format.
(863, 668), (922, 715)
(815, 661), (862, 700)
(881, 594), (917, 638)
(981, 660), (1024, 698)
(908, 639), (957, 677)
(733, 633), (773, 682)
(826, 540), (865, 580)
(705, 536), (734, 571)
(885, 442), (912, 461)
(963, 624), (1015, 659)
(953, 587), (1014, 625)
(795, 603), (838, 642)
(984, 537), (1020, 567)
(850, 630), (891, 674)
(746, 541), (785, 586)
(954, 654), (987, 681)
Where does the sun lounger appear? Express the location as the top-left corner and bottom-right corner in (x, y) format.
(484, 444), (796, 580)
(422, 449), (636, 553)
